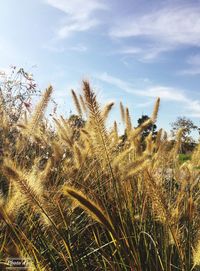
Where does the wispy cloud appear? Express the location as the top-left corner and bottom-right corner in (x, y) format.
(95, 72), (200, 117)
(44, 0), (107, 39)
(140, 86), (187, 102)
(95, 72), (186, 101)
(110, 4), (200, 58)
(43, 43), (88, 53)
(179, 68), (200, 76)
(179, 54), (200, 76)
(135, 100), (154, 108)
(116, 45), (173, 62)
(186, 100), (200, 117)
(96, 72), (133, 92)
(117, 47), (142, 55)
(187, 54), (200, 66)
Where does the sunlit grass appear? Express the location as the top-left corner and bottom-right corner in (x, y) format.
(0, 81), (199, 271)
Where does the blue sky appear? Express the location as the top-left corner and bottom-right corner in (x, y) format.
(0, 0), (200, 133)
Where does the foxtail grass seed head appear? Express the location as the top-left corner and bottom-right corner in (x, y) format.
(102, 102), (114, 120)
(63, 186), (116, 237)
(151, 97), (160, 123)
(125, 107), (132, 133)
(120, 102), (125, 123)
(71, 89), (82, 116)
(0, 79), (199, 271)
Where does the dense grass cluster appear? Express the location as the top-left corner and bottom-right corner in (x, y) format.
(0, 81), (200, 270)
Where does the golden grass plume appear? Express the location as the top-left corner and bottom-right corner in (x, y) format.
(63, 186), (116, 237)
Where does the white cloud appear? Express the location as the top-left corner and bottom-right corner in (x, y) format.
(95, 72), (186, 101)
(179, 54), (200, 76)
(45, 0), (105, 18)
(117, 45), (173, 62)
(135, 100), (154, 108)
(96, 72), (133, 92)
(44, 0), (107, 38)
(57, 18), (99, 39)
(117, 47), (142, 55)
(179, 68), (200, 76)
(110, 4), (200, 56)
(139, 86), (187, 102)
(187, 54), (200, 66)
(186, 100), (200, 117)
(70, 44), (88, 52)
(43, 43), (88, 53)
(95, 72), (200, 117)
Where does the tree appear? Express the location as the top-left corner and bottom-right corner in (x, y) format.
(68, 114), (86, 140)
(68, 114), (85, 129)
(0, 66), (38, 123)
(137, 115), (157, 141)
(171, 117), (198, 142)
(170, 116), (198, 152)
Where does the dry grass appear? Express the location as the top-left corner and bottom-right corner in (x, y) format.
(0, 80), (199, 271)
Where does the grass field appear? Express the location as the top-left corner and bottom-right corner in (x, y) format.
(0, 81), (200, 271)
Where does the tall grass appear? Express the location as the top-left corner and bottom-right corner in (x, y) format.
(0, 81), (199, 270)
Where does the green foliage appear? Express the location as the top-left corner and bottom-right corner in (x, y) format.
(179, 153), (192, 163)
(137, 114), (157, 140)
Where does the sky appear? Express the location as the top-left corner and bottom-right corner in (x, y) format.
(0, 0), (200, 134)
